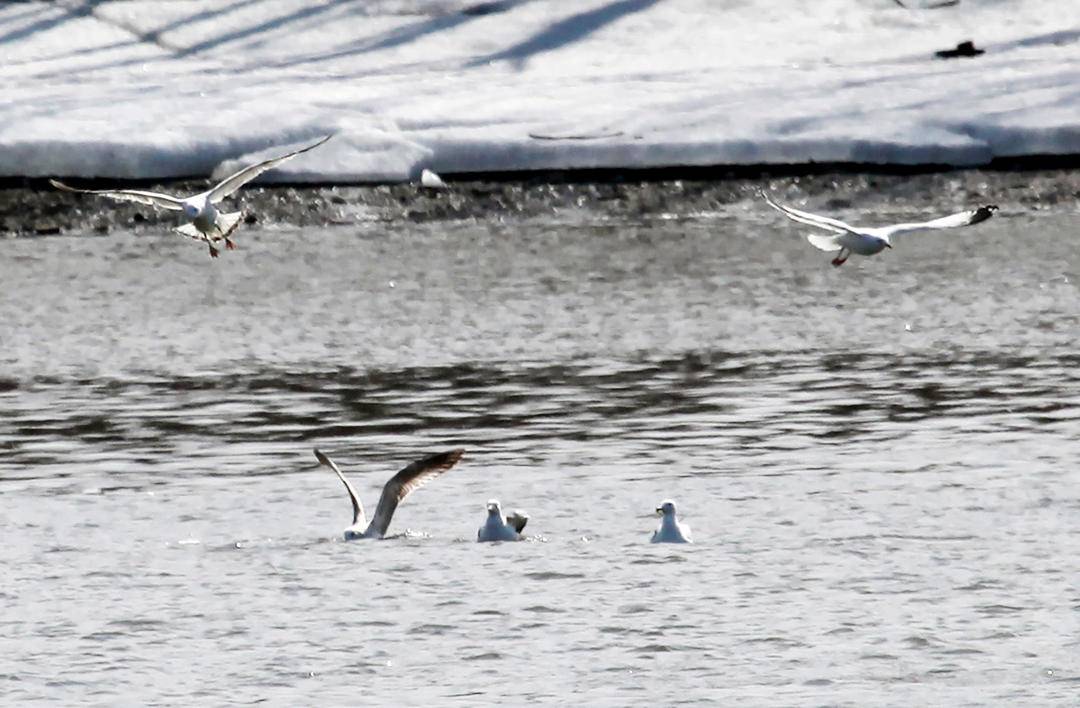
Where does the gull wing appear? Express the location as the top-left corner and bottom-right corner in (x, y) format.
(206, 135), (332, 204)
(760, 191), (856, 235)
(366, 448), (465, 538)
(505, 510), (528, 534)
(314, 449), (365, 527)
(49, 179), (185, 211)
(874, 205), (998, 238)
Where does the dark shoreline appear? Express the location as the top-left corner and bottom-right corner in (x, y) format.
(3, 160), (1078, 236)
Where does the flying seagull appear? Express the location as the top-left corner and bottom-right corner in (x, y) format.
(651, 499), (692, 544)
(49, 135), (332, 258)
(761, 191), (997, 266)
(314, 447), (464, 541)
(477, 499), (528, 542)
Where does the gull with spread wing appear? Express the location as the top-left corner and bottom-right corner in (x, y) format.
(761, 191), (997, 266)
(50, 135), (331, 258)
(314, 447), (464, 541)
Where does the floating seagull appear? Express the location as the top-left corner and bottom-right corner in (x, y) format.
(50, 135), (332, 258)
(477, 499), (528, 542)
(651, 500), (692, 544)
(761, 191), (998, 266)
(314, 447), (464, 541)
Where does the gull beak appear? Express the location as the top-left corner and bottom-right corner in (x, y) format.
(655, 507), (663, 516)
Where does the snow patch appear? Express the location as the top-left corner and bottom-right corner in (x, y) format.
(1, 0), (1078, 182)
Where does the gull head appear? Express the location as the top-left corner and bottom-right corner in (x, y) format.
(656, 499), (677, 517)
(486, 499), (502, 516)
(972, 204), (999, 224)
(182, 203), (201, 219)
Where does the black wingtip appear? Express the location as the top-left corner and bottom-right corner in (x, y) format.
(313, 448), (331, 465)
(441, 448), (466, 466)
(406, 448), (466, 473)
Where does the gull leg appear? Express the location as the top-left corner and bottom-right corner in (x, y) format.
(212, 222), (237, 251)
(831, 248), (849, 267)
(208, 242), (219, 258)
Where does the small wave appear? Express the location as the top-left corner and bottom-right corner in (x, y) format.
(523, 571), (585, 580)
(634, 643), (674, 653)
(408, 623), (456, 635)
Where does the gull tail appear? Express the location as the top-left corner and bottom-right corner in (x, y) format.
(174, 223), (202, 240)
(173, 212), (243, 242)
(214, 211), (243, 241)
(806, 233), (842, 252)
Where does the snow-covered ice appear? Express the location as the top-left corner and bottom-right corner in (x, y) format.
(2, 0), (1078, 182)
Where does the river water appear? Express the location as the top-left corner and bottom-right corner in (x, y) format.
(1, 203), (1078, 705)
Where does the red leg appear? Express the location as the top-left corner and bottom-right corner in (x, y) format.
(208, 244), (220, 258)
(225, 238), (237, 251)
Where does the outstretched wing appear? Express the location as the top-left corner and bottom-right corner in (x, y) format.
(875, 205), (998, 238)
(206, 135), (332, 204)
(761, 191), (856, 235)
(366, 449), (465, 538)
(314, 449), (365, 527)
(49, 179), (185, 211)
(506, 510), (528, 534)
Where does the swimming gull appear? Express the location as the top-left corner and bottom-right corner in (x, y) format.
(314, 447), (464, 540)
(651, 499), (692, 544)
(49, 135), (332, 258)
(476, 499), (528, 542)
(761, 191), (997, 266)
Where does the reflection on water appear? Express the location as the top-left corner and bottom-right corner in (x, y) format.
(3, 349), (1078, 480)
(1, 211), (1078, 705)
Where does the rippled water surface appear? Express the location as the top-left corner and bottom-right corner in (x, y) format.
(2, 206), (1079, 705)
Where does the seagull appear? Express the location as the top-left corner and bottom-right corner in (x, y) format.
(419, 168), (447, 190)
(476, 499), (528, 542)
(49, 135), (332, 258)
(761, 191), (998, 266)
(651, 499), (692, 544)
(314, 447), (464, 541)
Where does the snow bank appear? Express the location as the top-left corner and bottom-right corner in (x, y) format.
(2, 0), (1078, 182)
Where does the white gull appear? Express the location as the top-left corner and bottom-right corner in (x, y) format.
(651, 499), (692, 544)
(476, 499), (528, 542)
(762, 191), (997, 266)
(50, 135), (331, 258)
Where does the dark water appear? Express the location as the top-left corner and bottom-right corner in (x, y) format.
(2, 207), (1078, 705)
